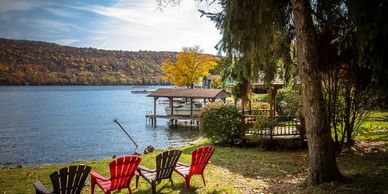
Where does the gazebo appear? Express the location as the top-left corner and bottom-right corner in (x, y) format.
(250, 78), (287, 117)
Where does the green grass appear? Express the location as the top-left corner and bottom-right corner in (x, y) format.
(0, 141), (309, 194)
(1, 111), (387, 194)
(358, 111), (388, 142)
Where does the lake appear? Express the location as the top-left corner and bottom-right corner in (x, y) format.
(0, 86), (199, 166)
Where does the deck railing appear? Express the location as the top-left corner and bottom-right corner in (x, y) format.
(241, 115), (303, 140)
(242, 109), (274, 116)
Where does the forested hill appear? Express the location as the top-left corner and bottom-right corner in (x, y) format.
(0, 38), (177, 85)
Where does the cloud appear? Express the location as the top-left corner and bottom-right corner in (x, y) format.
(77, 0), (221, 54)
(0, 0), (51, 13)
(0, 0), (221, 54)
(33, 19), (84, 35)
(44, 7), (78, 18)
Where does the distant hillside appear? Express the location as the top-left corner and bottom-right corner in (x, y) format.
(0, 38), (177, 85)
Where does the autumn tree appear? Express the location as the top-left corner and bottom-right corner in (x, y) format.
(161, 46), (218, 88)
(0, 38), (177, 85)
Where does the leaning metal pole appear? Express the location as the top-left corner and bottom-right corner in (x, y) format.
(113, 119), (139, 152)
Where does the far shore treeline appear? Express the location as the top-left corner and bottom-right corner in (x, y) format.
(0, 38), (179, 85)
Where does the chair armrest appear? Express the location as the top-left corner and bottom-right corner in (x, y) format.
(33, 181), (52, 194)
(90, 172), (109, 181)
(137, 165), (155, 173)
(84, 179), (91, 186)
(177, 161), (189, 167)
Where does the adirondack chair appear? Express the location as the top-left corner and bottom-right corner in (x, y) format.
(136, 150), (182, 194)
(33, 164), (91, 194)
(91, 155), (141, 194)
(174, 146), (215, 189)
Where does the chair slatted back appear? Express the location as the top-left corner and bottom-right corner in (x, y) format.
(109, 156), (141, 190)
(50, 165), (91, 194)
(155, 150), (182, 181)
(190, 146), (215, 175)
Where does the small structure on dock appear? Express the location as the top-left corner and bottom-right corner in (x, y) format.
(146, 88), (228, 127)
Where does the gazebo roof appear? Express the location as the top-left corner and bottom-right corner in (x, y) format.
(252, 78), (301, 89)
(252, 78), (286, 87)
(148, 88), (228, 99)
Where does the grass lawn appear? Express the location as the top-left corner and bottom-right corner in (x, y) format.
(358, 111), (388, 144)
(0, 112), (387, 194)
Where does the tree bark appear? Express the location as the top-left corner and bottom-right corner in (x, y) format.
(291, 0), (342, 185)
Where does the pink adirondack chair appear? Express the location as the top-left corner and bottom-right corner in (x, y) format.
(91, 155), (141, 194)
(174, 146), (215, 189)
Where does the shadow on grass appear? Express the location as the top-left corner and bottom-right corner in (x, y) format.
(133, 181), (202, 194)
(177, 138), (388, 193)
(359, 126), (388, 141)
(175, 141), (309, 193)
(306, 151), (388, 194)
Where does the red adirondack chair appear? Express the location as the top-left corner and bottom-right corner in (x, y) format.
(91, 155), (141, 194)
(174, 146), (215, 189)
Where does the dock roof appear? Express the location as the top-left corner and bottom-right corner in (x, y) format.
(148, 88), (228, 99)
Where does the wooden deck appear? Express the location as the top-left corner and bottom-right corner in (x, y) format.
(145, 114), (199, 127)
(241, 115), (305, 141)
(146, 88), (228, 128)
(243, 126), (301, 140)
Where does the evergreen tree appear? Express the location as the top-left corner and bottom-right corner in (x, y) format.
(196, 0), (388, 184)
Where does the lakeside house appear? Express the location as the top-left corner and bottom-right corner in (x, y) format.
(202, 75), (221, 88)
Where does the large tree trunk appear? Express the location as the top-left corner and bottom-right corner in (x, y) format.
(291, 0), (342, 185)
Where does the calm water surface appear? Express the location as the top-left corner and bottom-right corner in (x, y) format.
(0, 86), (199, 166)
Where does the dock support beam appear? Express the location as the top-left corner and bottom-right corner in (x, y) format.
(169, 97), (174, 116)
(190, 98), (193, 118)
(152, 97), (158, 127)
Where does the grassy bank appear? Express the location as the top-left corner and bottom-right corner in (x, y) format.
(1, 112), (387, 193)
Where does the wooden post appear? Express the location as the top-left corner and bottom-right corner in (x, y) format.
(249, 99), (252, 115)
(153, 97), (157, 116)
(268, 88), (274, 117)
(242, 98), (245, 115)
(169, 97), (173, 116)
(190, 98), (193, 118)
(273, 87), (279, 116)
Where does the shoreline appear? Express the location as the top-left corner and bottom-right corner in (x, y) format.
(0, 137), (205, 168)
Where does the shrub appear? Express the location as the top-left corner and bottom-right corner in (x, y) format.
(251, 117), (278, 139)
(276, 87), (301, 116)
(200, 104), (241, 144)
(251, 93), (269, 103)
(251, 101), (270, 110)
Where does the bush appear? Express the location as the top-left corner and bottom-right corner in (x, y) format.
(200, 104), (241, 144)
(276, 87), (300, 116)
(251, 117), (278, 139)
(251, 93), (269, 103)
(251, 101), (270, 110)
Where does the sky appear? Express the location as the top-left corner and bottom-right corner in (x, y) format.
(0, 0), (221, 54)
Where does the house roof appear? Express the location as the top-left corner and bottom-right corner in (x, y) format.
(148, 88), (228, 99)
(204, 75), (221, 80)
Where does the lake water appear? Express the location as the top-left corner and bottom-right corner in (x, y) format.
(0, 86), (199, 166)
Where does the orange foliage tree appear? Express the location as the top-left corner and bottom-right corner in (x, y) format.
(161, 46), (218, 88)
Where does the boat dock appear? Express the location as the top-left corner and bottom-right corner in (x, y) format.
(145, 114), (199, 127)
(131, 90), (154, 94)
(146, 88), (228, 127)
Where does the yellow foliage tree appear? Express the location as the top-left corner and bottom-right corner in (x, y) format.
(161, 46), (218, 88)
